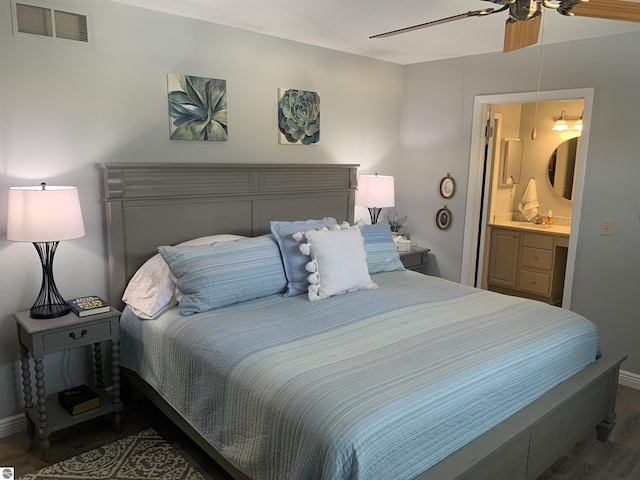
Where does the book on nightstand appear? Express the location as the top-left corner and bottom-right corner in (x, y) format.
(66, 295), (110, 317)
(58, 384), (100, 415)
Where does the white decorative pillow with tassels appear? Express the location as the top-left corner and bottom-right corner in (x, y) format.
(293, 222), (377, 301)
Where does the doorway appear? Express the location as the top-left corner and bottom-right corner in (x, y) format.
(461, 88), (594, 309)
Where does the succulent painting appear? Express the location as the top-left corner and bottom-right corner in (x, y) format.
(168, 74), (228, 141)
(278, 88), (320, 145)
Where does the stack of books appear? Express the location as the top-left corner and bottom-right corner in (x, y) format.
(66, 295), (110, 317)
(58, 384), (100, 415)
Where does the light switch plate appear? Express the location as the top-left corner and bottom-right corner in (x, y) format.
(600, 219), (614, 236)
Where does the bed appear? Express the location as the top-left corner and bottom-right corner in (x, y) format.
(102, 162), (625, 480)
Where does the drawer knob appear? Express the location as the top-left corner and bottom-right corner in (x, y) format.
(534, 256), (539, 260)
(69, 329), (88, 340)
(531, 280), (537, 285)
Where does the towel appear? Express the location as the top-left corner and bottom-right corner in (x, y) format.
(518, 178), (539, 221)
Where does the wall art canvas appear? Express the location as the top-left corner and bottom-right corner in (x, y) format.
(277, 88), (320, 145)
(167, 73), (228, 141)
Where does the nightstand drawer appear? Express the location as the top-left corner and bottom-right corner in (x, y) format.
(400, 251), (423, 268)
(399, 247), (430, 275)
(42, 320), (112, 352)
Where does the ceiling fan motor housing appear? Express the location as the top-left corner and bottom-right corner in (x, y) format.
(509, 0), (543, 20)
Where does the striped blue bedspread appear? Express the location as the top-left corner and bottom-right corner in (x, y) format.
(120, 271), (600, 480)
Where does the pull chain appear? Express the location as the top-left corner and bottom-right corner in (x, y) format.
(531, 14), (546, 140)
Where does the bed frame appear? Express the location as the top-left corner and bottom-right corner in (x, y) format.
(102, 162), (626, 480)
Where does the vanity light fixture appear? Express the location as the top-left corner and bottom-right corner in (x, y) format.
(573, 112), (583, 132)
(552, 110), (584, 132)
(552, 111), (569, 131)
(7, 183), (85, 319)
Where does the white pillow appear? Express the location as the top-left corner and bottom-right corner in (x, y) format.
(122, 234), (245, 319)
(294, 224), (377, 301)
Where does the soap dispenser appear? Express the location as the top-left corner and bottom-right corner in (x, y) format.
(544, 210), (554, 225)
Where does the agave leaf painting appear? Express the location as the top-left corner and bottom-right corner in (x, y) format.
(168, 74), (228, 141)
(278, 88), (320, 145)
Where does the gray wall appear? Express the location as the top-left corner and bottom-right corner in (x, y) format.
(400, 31), (640, 376)
(0, 0), (402, 423)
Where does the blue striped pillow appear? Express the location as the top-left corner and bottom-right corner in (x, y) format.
(271, 217), (337, 297)
(361, 223), (405, 274)
(158, 235), (287, 315)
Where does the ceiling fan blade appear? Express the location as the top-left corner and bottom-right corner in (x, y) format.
(370, 8), (496, 39)
(571, 0), (640, 22)
(503, 14), (541, 52)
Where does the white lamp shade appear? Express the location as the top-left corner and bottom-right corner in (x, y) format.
(356, 175), (395, 208)
(7, 185), (85, 242)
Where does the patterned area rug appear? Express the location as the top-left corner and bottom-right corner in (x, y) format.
(19, 428), (205, 480)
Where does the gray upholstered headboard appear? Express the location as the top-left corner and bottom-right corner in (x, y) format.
(101, 163), (358, 309)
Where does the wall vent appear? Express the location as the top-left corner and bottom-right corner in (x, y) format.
(13, 2), (88, 42)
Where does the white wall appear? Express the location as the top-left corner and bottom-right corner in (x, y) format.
(400, 31), (640, 375)
(0, 0), (403, 422)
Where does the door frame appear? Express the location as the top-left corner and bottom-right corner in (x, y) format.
(461, 88), (594, 309)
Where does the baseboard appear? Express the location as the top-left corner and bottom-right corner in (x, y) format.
(0, 413), (25, 439)
(619, 369), (640, 390)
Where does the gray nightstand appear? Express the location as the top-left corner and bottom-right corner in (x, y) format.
(400, 246), (430, 274)
(14, 308), (123, 460)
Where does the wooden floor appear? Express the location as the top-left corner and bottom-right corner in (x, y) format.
(2, 385), (639, 480)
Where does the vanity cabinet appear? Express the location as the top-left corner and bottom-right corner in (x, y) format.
(488, 229), (520, 289)
(488, 227), (568, 305)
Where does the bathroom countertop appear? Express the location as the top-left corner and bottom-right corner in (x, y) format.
(489, 220), (570, 236)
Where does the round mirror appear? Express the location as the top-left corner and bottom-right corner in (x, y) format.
(547, 137), (579, 201)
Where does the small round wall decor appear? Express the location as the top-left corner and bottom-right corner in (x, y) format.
(439, 174), (456, 199)
(436, 205), (452, 230)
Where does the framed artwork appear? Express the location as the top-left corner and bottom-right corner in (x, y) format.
(439, 174), (456, 199)
(167, 74), (228, 141)
(278, 88), (320, 145)
(436, 206), (452, 230)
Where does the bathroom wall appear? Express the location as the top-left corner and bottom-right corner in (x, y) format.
(492, 99), (583, 222)
(492, 103), (523, 218)
(514, 100), (583, 220)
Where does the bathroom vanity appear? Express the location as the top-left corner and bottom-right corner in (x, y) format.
(487, 222), (569, 306)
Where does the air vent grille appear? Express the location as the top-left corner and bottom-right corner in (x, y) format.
(14, 2), (88, 42)
(54, 9), (88, 41)
(16, 3), (53, 37)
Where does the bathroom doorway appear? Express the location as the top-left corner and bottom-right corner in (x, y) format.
(461, 89), (594, 309)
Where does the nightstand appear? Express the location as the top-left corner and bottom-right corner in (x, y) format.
(400, 246), (430, 274)
(14, 308), (123, 461)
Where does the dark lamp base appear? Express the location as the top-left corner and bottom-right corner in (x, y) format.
(30, 303), (71, 320)
(367, 207), (383, 225)
(30, 241), (72, 320)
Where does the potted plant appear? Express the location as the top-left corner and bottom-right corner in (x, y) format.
(387, 209), (407, 234)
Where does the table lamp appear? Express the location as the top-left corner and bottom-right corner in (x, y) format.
(7, 183), (85, 319)
(355, 174), (395, 224)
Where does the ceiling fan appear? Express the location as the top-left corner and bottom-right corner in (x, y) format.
(370, 0), (640, 52)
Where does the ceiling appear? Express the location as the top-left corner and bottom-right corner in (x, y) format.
(112, 0), (640, 65)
